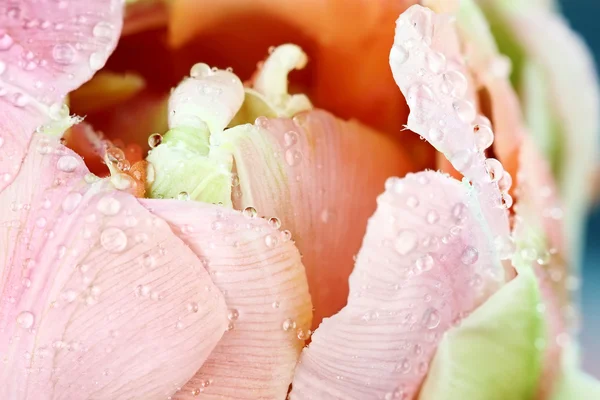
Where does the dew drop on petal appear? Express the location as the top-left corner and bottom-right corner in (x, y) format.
(390, 44), (409, 65)
(264, 234), (278, 248)
(441, 71), (467, 97)
(484, 158), (504, 182)
(52, 43), (77, 65)
(148, 133), (162, 149)
(243, 206), (257, 218)
(227, 309), (239, 321)
(426, 210), (439, 224)
(474, 124), (494, 151)
(96, 196), (121, 216)
(461, 246), (479, 265)
(267, 217), (281, 229)
(187, 302), (199, 313)
(100, 227), (127, 253)
(453, 100), (476, 123)
(450, 150), (472, 171)
(282, 318), (296, 331)
(395, 230), (418, 255)
(422, 307), (441, 329)
(415, 254), (434, 273)
(16, 311), (35, 329)
(57, 155), (79, 172)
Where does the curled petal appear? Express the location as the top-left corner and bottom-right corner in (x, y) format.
(223, 110), (414, 328)
(144, 200), (312, 399)
(0, 134), (228, 399)
(290, 171), (504, 400)
(390, 5), (511, 257)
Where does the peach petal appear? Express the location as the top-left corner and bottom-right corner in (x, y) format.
(230, 110), (414, 328)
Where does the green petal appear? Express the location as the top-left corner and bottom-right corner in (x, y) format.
(552, 369), (600, 400)
(419, 271), (545, 400)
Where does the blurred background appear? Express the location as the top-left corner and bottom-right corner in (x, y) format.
(561, 0), (600, 378)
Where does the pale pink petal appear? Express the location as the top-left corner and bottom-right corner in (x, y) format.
(230, 110), (414, 328)
(389, 5), (511, 253)
(0, 0), (124, 191)
(290, 171), (504, 400)
(144, 199), (312, 399)
(0, 0), (123, 105)
(0, 134), (228, 399)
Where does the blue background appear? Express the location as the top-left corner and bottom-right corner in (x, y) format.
(559, 0), (600, 377)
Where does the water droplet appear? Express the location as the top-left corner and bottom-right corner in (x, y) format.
(92, 21), (114, 40)
(395, 230), (418, 255)
(175, 321), (184, 330)
(501, 192), (513, 209)
(89, 52), (104, 70)
(484, 158), (504, 182)
(52, 43), (77, 65)
(390, 44), (409, 65)
(227, 309), (239, 321)
(474, 124), (494, 151)
(415, 254), (434, 273)
(297, 328), (312, 340)
(0, 61), (6, 75)
(267, 217), (281, 229)
(426, 210), (439, 224)
(452, 202), (466, 222)
(272, 301), (280, 309)
(461, 246), (479, 265)
(282, 318), (296, 331)
(428, 127), (444, 143)
(397, 358), (412, 374)
(281, 230), (292, 242)
(57, 155), (79, 172)
(97, 196), (121, 216)
(49, 103), (70, 120)
(411, 8), (432, 42)
(453, 100), (476, 123)
(422, 307), (441, 329)
(187, 302), (199, 313)
(100, 227), (127, 253)
(16, 311), (35, 329)
(285, 148), (302, 166)
(62, 192), (82, 213)
(498, 172), (513, 193)
(284, 131), (299, 147)
(177, 191), (190, 201)
(450, 150), (473, 171)
(427, 51), (446, 73)
(243, 206), (257, 218)
(255, 116), (269, 128)
(190, 63), (211, 78)
(0, 32), (14, 50)
(61, 290), (78, 303)
(36, 217), (47, 228)
(148, 133), (162, 149)
(265, 234), (278, 248)
(406, 195), (419, 208)
(441, 71), (468, 97)
(13, 93), (28, 107)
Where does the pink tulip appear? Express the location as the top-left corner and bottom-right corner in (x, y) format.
(1, 1), (599, 400)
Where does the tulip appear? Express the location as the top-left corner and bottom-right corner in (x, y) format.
(1, 1), (599, 400)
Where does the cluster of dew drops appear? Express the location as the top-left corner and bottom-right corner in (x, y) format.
(0, 5), (118, 107)
(390, 9), (520, 260)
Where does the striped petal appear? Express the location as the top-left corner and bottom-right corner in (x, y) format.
(0, 133), (227, 399)
(290, 171), (504, 400)
(144, 199), (312, 399)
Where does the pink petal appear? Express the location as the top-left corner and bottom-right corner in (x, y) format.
(389, 5), (511, 251)
(0, 134), (228, 399)
(144, 199), (312, 399)
(0, 0), (124, 190)
(290, 171), (504, 400)
(0, 0), (123, 105)
(231, 110), (414, 328)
